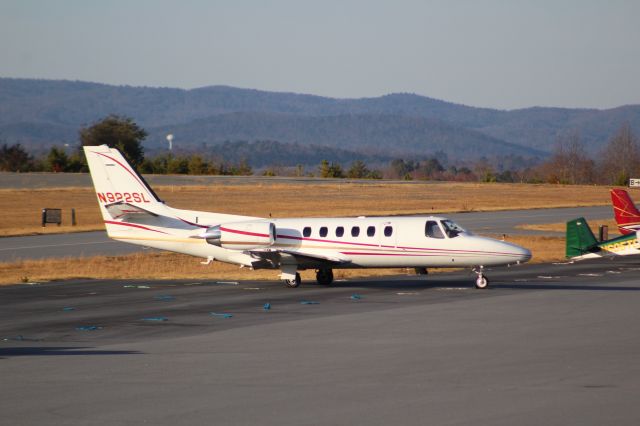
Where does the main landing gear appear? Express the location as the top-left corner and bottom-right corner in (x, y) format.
(280, 268), (335, 288)
(316, 268), (334, 286)
(414, 267), (428, 275)
(473, 266), (490, 289)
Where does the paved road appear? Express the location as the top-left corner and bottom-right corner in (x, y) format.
(0, 231), (149, 262)
(2, 258), (640, 425)
(448, 205), (612, 235)
(0, 205), (613, 262)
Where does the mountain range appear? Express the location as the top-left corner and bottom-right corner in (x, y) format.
(1, 78), (639, 166)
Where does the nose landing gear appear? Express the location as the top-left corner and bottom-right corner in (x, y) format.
(473, 266), (490, 289)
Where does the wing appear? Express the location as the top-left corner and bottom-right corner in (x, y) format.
(246, 248), (352, 269)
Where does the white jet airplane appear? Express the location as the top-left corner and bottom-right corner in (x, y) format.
(84, 145), (531, 288)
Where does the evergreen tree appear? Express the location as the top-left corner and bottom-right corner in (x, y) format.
(0, 143), (33, 172)
(80, 115), (147, 167)
(188, 155), (209, 175)
(347, 160), (370, 178)
(46, 146), (69, 172)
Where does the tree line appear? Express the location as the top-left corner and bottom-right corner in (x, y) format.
(1, 115), (638, 185)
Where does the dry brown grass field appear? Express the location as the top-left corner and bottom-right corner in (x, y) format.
(0, 235), (563, 285)
(517, 218), (620, 235)
(0, 181), (616, 237)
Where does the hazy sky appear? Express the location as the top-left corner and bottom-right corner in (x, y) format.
(1, 0), (639, 109)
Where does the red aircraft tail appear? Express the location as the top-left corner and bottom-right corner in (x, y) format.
(610, 189), (640, 235)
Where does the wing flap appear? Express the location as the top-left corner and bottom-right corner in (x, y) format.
(247, 248), (351, 267)
(280, 249), (351, 264)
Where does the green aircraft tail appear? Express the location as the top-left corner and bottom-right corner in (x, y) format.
(566, 217), (599, 258)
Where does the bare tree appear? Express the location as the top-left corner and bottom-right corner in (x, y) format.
(599, 123), (640, 185)
(539, 131), (594, 184)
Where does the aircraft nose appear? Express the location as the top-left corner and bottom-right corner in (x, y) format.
(517, 246), (532, 264)
(495, 239), (531, 264)
(507, 243), (531, 264)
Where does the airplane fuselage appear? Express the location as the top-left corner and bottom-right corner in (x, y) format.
(106, 212), (530, 269)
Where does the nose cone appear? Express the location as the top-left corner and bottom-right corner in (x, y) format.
(500, 240), (532, 264)
(474, 237), (532, 266)
(459, 235), (532, 266)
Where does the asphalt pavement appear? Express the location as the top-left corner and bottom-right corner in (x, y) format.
(2, 258), (640, 425)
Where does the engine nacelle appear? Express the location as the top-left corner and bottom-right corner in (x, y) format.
(203, 221), (276, 250)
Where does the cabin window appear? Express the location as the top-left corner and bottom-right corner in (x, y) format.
(367, 226), (376, 237)
(351, 226), (360, 237)
(303, 227), (312, 237)
(336, 226), (344, 237)
(319, 226), (328, 237)
(425, 220), (445, 239)
(384, 226), (393, 237)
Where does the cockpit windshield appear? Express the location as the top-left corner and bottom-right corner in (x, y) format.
(440, 219), (467, 238)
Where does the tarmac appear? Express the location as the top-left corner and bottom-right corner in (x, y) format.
(2, 257), (640, 425)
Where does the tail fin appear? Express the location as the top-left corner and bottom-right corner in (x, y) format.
(83, 145), (167, 222)
(566, 217), (599, 258)
(610, 189), (640, 235)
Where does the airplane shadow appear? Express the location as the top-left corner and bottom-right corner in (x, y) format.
(323, 278), (640, 292)
(328, 278), (472, 290)
(0, 346), (142, 358)
(493, 283), (640, 291)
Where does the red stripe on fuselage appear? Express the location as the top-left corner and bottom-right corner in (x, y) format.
(104, 220), (169, 234)
(275, 233), (516, 256)
(339, 252), (435, 257)
(220, 227), (270, 238)
(276, 234), (395, 249)
(339, 251), (518, 257)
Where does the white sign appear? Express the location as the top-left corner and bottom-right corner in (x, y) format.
(629, 178), (640, 188)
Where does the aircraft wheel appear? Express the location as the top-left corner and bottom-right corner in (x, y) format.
(316, 268), (334, 286)
(284, 272), (301, 288)
(414, 267), (428, 275)
(475, 275), (489, 289)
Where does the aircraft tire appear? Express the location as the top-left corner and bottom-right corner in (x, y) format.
(316, 268), (334, 286)
(414, 267), (428, 275)
(284, 272), (301, 288)
(475, 275), (489, 289)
